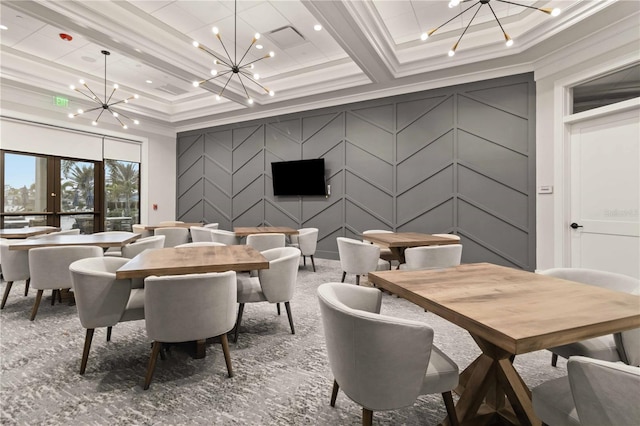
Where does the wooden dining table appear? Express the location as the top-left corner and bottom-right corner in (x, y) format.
(368, 263), (640, 426)
(0, 227), (59, 239)
(233, 226), (299, 237)
(8, 233), (140, 250)
(116, 244), (269, 358)
(141, 222), (203, 231)
(362, 232), (459, 263)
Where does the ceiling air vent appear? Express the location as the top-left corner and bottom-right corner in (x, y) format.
(156, 84), (188, 96)
(267, 25), (306, 49)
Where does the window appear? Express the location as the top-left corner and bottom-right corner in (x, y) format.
(572, 63), (640, 113)
(104, 160), (140, 231)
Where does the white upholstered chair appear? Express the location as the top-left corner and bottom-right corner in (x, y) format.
(69, 257), (145, 374)
(337, 237), (390, 286)
(246, 233), (286, 252)
(532, 356), (640, 426)
(234, 247), (301, 343)
(28, 246), (104, 320)
(432, 233), (461, 241)
(362, 229), (396, 267)
(288, 228), (319, 272)
(143, 271), (237, 390)
(175, 242), (226, 248)
(154, 227), (189, 247)
(538, 268), (639, 366)
(132, 224), (152, 238)
(210, 229), (240, 245)
(317, 283), (459, 426)
(121, 235), (166, 259)
(0, 240), (30, 309)
(189, 226), (214, 243)
(93, 231), (136, 257)
(203, 223), (219, 229)
(399, 244), (463, 271)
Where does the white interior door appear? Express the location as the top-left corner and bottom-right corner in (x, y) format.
(570, 108), (640, 278)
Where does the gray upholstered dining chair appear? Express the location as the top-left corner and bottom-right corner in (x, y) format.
(0, 239), (30, 309)
(532, 356), (640, 426)
(234, 246), (301, 343)
(154, 227), (189, 247)
(28, 245), (104, 321)
(143, 271), (237, 390)
(246, 233), (286, 252)
(210, 229), (241, 245)
(337, 237), (390, 285)
(69, 256), (145, 374)
(537, 268), (639, 366)
(317, 282), (459, 426)
(189, 226), (214, 243)
(399, 244), (463, 270)
(288, 228), (319, 272)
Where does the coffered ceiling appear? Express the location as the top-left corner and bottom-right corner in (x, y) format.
(0, 1), (630, 132)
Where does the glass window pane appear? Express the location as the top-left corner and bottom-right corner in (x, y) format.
(3, 153), (48, 214)
(572, 63), (640, 113)
(105, 159), (139, 230)
(61, 160), (95, 213)
(62, 214), (94, 234)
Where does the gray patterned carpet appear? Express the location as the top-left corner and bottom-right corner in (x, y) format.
(0, 258), (567, 425)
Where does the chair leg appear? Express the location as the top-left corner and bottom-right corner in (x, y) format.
(277, 303), (281, 315)
(234, 303), (245, 343)
(356, 275), (360, 286)
(551, 353), (558, 367)
(24, 278), (30, 296)
(303, 255), (306, 266)
(107, 326), (112, 342)
(220, 334), (233, 378)
(1, 281), (14, 309)
(30, 290), (44, 321)
(442, 391), (459, 426)
(310, 255), (316, 272)
(143, 341), (162, 390)
(80, 328), (95, 375)
(284, 301), (295, 335)
(330, 379), (339, 407)
(362, 408), (373, 426)
(341, 271), (346, 282)
(51, 289), (57, 306)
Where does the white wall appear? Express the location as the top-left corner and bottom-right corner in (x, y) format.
(533, 14), (640, 270)
(0, 91), (177, 224)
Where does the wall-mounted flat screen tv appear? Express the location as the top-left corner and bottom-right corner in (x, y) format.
(271, 158), (326, 196)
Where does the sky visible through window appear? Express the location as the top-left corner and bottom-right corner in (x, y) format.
(5, 153), (35, 188)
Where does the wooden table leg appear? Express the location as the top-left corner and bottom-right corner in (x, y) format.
(194, 339), (206, 359)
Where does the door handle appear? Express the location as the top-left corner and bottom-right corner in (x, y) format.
(570, 222), (583, 229)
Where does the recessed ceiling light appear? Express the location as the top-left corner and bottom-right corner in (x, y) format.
(314, 24), (322, 31)
(255, 44), (263, 50)
(146, 80), (153, 84)
(0, 25), (8, 31)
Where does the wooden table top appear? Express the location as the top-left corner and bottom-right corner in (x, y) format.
(9, 233), (140, 250)
(362, 232), (459, 247)
(142, 222), (203, 230)
(115, 244), (270, 279)
(369, 262), (640, 355)
(233, 226), (299, 237)
(0, 227), (60, 239)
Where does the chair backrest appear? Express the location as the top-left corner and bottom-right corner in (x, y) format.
(54, 229), (81, 236)
(29, 246), (104, 290)
(432, 233), (461, 241)
(615, 286), (640, 367)
(131, 224), (152, 238)
(189, 226), (214, 243)
(210, 229), (240, 245)
(159, 221), (184, 226)
(144, 271), (237, 342)
(403, 244), (463, 270)
(203, 223), (219, 229)
(153, 227), (189, 247)
(69, 257), (138, 329)
(257, 247), (301, 303)
(121, 235), (165, 259)
(0, 240), (30, 281)
(336, 237), (380, 275)
(362, 229), (392, 245)
(93, 231), (136, 237)
(568, 356), (640, 426)
(246, 233), (286, 252)
(175, 241), (226, 248)
(296, 228), (319, 256)
(317, 282), (434, 411)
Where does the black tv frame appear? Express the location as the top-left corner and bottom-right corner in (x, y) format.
(271, 158), (327, 196)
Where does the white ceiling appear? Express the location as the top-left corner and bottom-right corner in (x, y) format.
(0, 0), (627, 132)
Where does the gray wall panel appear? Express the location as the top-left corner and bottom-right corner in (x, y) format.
(177, 73), (536, 269)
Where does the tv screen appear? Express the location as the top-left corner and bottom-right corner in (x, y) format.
(271, 159), (326, 196)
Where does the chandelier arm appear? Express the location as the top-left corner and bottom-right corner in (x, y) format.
(451, 3), (482, 52)
(106, 87), (118, 105)
(74, 88), (104, 105)
(237, 39), (258, 66)
(495, 0), (545, 12)
(93, 109), (106, 124)
(239, 70), (271, 94)
(201, 70), (234, 85)
(218, 73), (235, 98)
(108, 97), (132, 107)
(215, 35), (235, 68)
(198, 45), (233, 68)
(236, 73), (252, 100)
(430, 1), (480, 36)
(74, 106), (103, 117)
(487, 3), (509, 37)
(110, 107), (133, 121)
(81, 84), (104, 104)
(107, 109), (126, 127)
(239, 55), (271, 69)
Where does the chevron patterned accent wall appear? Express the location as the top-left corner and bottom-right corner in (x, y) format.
(177, 74), (535, 270)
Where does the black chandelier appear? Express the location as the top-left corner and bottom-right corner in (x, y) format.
(192, 0), (274, 104)
(68, 50), (140, 129)
(422, 0), (561, 56)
